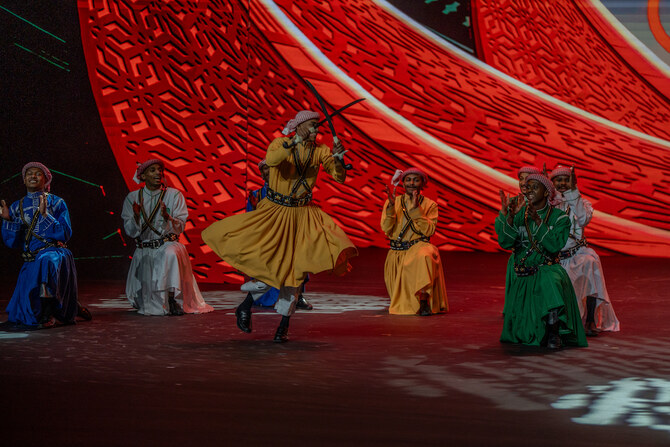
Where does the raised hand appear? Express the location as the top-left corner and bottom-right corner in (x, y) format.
(499, 189), (513, 216)
(160, 201), (169, 220)
(38, 194), (47, 217)
(384, 184), (396, 207)
(570, 165), (578, 190)
(410, 190), (420, 210)
(526, 200), (541, 226)
(132, 199), (142, 224)
(295, 124), (311, 142)
(333, 140), (345, 155)
(0, 200), (10, 221)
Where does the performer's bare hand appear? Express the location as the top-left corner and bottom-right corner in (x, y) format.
(133, 193), (144, 223)
(160, 201), (169, 220)
(499, 189), (510, 216)
(333, 140), (345, 155)
(0, 200), (10, 221)
(410, 190), (420, 210)
(295, 124), (311, 142)
(526, 201), (541, 226)
(38, 194), (47, 217)
(570, 165), (577, 190)
(384, 184), (396, 211)
(248, 191), (259, 210)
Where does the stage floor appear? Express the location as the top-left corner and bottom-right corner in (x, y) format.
(1, 249), (670, 446)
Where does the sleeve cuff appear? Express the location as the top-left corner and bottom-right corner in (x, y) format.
(38, 213), (56, 229)
(562, 188), (581, 201)
(2, 219), (22, 232)
(496, 214), (517, 239)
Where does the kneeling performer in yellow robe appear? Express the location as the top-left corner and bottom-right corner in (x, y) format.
(381, 168), (448, 315)
(202, 110), (358, 342)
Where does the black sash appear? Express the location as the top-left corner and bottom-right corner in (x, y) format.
(138, 188), (167, 236)
(289, 142), (315, 198)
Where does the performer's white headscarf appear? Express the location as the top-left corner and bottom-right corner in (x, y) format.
(133, 159), (164, 184)
(22, 162), (52, 192)
(391, 167), (428, 187)
(549, 166), (571, 179)
(517, 166), (540, 177)
(282, 110), (320, 135)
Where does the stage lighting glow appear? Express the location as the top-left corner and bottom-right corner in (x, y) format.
(553, 377), (670, 434)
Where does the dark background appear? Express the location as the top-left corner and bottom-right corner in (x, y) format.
(0, 2), (131, 282)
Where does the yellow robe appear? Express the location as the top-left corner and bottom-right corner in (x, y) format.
(381, 195), (448, 315)
(202, 137), (358, 288)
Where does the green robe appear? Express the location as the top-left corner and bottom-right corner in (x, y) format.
(495, 204), (587, 347)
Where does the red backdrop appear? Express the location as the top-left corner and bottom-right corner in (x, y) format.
(77, 0), (670, 283)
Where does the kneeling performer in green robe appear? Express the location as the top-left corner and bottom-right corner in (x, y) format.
(495, 174), (587, 350)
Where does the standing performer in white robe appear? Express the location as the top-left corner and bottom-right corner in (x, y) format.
(121, 159), (213, 316)
(550, 166), (619, 335)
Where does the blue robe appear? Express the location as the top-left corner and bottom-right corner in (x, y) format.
(2, 192), (78, 326)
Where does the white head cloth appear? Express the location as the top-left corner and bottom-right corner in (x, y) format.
(281, 110), (320, 135)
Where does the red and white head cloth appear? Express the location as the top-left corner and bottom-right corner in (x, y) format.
(22, 162), (53, 192)
(391, 167), (428, 187)
(281, 110), (320, 135)
(258, 159), (267, 171)
(517, 166), (540, 177)
(549, 166), (571, 180)
(133, 159), (164, 184)
(525, 173), (560, 206)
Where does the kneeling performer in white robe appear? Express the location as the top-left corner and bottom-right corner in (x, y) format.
(551, 165), (619, 336)
(121, 159), (213, 316)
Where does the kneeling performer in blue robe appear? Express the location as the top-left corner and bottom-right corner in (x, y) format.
(1, 162), (89, 328)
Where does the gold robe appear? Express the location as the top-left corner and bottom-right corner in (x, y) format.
(202, 137), (358, 288)
(381, 195), (448, 315)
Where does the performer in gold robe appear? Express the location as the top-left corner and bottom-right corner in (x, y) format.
(381, 168), (448, 316)
(202, 110), (357, 342)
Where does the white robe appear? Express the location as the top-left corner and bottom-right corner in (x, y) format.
(122, 186), (213, 316)
(556, 188), (619, 332)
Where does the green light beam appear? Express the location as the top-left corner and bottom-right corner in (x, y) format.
(51, 169), (101, 187)
(1, 5), (66, 43)
(13, 43), (70, 72)
(102, 231), (119, 240)
(0, 173), (20, 185)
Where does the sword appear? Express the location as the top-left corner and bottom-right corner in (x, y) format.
(282, 97), (365, 151)
(303, 79), (358, 170)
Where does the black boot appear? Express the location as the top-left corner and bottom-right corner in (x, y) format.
(168, 295), (184, 316)
(585, 296), (599, 337)
(296, 294), (313, 310)
(273, 316), (290, 343)
(77, 303), (93, 321)
(37, 297), (57, 329)
(235, 293), (253, 333)
(546, 310), (562, 350)
(418, 300), (432, 316)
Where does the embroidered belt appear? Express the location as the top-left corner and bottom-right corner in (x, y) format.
(557, 239), (588, 260)
(513, 259), (557, 277)
(135, 233), (178, 249)
(390, 237), (430, 251)
(22, 241), (67, 262)
(266, 188), (312, 207)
